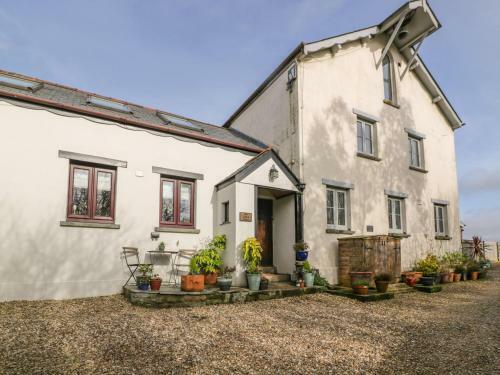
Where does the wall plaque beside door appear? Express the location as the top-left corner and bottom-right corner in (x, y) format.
(239, 212), (252, 222)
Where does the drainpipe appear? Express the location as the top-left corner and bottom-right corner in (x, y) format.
(295, 183), (306, 242)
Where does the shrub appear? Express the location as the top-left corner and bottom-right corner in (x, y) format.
(189, 257), (201, 275)
(374, 272), (392, 282)
(415, 254), (440, 276)
(467, 260), (480, 273)
(314, 273), (329, 287)
(242, 237), (263, 274)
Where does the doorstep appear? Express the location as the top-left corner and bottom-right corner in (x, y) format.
(123, 284), (325, 308)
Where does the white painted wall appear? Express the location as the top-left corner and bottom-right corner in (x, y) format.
(300, 36), (461, 283)
(0, 101), (254, 301)
(228, 66), (301, 176)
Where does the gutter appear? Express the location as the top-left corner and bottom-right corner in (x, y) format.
(0, 89), (264, 154)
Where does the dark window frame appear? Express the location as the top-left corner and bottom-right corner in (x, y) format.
(222, 201), (230, 224)
(66, 162), (117, 223)
(159, 177), (195, 228)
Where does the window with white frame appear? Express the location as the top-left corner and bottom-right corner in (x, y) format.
(382, 55), (394, 102)
(409, 136), (424, 168)
(357, 119), (375, 155)
(326, 187), (348, 230)
(387, 197), (404, 233)
(434, 204), (448, 236)
(222, 201), (229, 224)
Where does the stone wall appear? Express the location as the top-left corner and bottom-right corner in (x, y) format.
(338, 235), (401, 287)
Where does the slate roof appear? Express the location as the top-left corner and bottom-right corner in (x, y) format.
(0, 69), (266, 153)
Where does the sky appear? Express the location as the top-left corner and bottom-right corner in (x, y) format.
(0, 0), (498, 240)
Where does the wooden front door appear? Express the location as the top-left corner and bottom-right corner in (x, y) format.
(257, 199), (273, 266)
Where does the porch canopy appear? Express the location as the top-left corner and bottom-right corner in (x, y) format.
(215, 149), (303, 286)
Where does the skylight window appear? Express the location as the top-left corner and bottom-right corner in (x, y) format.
(157, 112), (203, 132)
(0, 73), (42, 91)
(87, 96), (132, 113)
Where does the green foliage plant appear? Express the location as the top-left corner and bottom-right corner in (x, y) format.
(157, 241), (166, 252)
(189, 257), (201, 275)
(314, 273), (330, 287)
(352, 280), (369, 287)
(415, 254), (440, 276)
(303, 260), (313, 273)
(242, 237), (263, 274)
(293, 241), (310, 252)
(196, 235), (226, 274)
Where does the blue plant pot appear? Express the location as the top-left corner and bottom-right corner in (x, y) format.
(295, 251), (309, 261)
(138, 282), (150, 291)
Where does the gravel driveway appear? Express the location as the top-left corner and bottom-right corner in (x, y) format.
(1, 267), (498, 374)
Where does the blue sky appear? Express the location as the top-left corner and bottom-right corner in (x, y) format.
(0, 0), (498, 240)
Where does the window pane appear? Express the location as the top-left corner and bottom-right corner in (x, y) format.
(95, 171), (112, 217)
(337, 191), (346, 226)
(179, 183), (192, 223)
(357, 121), (363, 152)
(383, 56), (392, 101)
(388, 199), (393, 229)
(364, 124), (373, 154)
(410, 139), (420, 167)
(162, 181), (174, 222)
(71, 168), (89, 215)
(326, 190), (335, 225)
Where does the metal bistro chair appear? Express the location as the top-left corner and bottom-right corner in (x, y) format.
(122, 247), (152, 286)
(173, 249), (198, 287)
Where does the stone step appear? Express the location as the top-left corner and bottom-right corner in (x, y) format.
(261, 266), (276, 273)
(262, 273), (290, 283)
(387, 283), (415, 294)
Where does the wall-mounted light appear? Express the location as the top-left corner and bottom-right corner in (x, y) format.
(269, 164), (279, 182)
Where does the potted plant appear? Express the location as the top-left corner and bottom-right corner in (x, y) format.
(180, 257), (205, 292)
(136, 264), (153, 291)
(150, 274), (162, 291)
(374, 272), (392, 293)
(467, 261), (480, 280)
(415, 254), (440, 286)
(352, 280), (369, 295)
(302, 261), (315, 287)
(454, 265), (464, 281)
(217, 266), (235, 291)
(294, 241), (310, 261)
(242, 237), (263, 291)
(157, 241), (166, 252)
(349, 258), (372, 286)
(197, 235), (225, 286)
(405, 276), (417, 287)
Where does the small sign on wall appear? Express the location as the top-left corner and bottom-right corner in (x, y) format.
(239, 212), (252, 222)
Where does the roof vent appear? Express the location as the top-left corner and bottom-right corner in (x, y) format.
(0, 73), (43, 92)
(157, 112), (204, 132)
(87, 96), (132, 113)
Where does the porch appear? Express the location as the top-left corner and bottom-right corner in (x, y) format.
(123, 283), (324, 308)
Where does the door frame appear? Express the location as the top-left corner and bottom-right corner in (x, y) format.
(255, 194), (274, 267)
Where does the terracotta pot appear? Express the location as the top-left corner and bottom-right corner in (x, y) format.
(150, 277), (162, 291)
(440, 273), (450, 283)
(413, 272), (423, 283)
(448, 272), (454, 282)
(204, 272), (218, 286)
(352, 285), (369, 295)
(405, 277), (417, 286)
(349, 272), (372, 286)
(181, 275), (204, 292)
(470, 271), (479, 281)
(453, 273), (461, 282)
(375, 280), (390, 293)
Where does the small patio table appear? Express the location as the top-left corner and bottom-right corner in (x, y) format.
(147, 250), (179, 286)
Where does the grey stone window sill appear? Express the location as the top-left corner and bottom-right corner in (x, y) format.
(326, 229), (355, 235)
(383, 99), (400, 109)
(435, 235), (452, 241)
(409, 166), (428, 173)
(389, 232), (411, 238)
(154, 227), (200, 234)
(357, 152), (382, 162)
(60, 221), (120, 229)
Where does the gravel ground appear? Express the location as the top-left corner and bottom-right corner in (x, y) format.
(1, 268), (498, 375)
